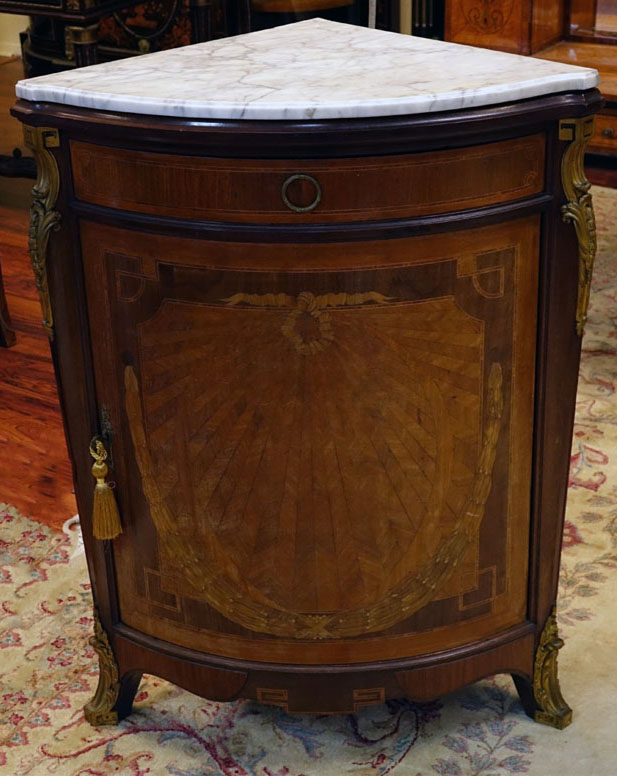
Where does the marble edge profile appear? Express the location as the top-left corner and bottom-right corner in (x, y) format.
(15, 70), (599, 121)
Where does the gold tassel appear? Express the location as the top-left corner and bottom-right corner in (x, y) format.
(90, 439), (122, 540)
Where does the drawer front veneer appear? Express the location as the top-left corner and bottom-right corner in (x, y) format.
(70, 134), (546, 223)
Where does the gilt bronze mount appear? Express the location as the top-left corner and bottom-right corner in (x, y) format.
(532, 608), (573, 729)
(23, 126), (61, 340)
(559, 116), (597, 337)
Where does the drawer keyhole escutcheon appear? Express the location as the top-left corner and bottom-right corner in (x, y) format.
(281, 173), (322, 213)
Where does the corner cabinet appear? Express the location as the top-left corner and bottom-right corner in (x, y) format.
(13, 88), (601, 727)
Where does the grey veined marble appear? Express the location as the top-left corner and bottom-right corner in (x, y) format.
(15, 18), (599, 120)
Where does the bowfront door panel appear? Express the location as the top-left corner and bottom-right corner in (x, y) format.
(80, 216), (538, 664)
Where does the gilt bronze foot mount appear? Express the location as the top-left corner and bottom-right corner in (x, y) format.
(84, 608), (142, 726)
(513, 608), (572, 729)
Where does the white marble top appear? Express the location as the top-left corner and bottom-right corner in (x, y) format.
(15, 19), (599, 120)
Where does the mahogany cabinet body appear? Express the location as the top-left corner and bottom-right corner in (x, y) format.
(12, 90), (601, 721)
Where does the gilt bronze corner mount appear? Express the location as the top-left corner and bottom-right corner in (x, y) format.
(533, 607), (573, 729)
(23, 126), (62, 340)
(559, 116), (597, 337)
(84, 608), (121, 726)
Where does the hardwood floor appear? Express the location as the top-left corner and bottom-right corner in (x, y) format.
(0, 57), (75, 531)
(0, 185), (76, 531)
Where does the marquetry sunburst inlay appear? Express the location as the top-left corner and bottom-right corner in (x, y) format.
(126, 291), (503, 639)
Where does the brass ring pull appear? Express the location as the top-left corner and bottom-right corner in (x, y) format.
(602, 127), (615, 139)
(281, 173), (322, 213)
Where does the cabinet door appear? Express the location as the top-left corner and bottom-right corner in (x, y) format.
(80, 216), (538, 664)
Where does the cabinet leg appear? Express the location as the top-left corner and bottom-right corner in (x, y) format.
(84, 609), (142, 726)
(513, 608), (572, 730)
(511, 674), (537, 719)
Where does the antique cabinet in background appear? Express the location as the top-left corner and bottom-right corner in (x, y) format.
(17, 0), (221, 77)
(13, 20), (601, 727)
(12, 0), (388, 79)
(444, 0), (567, 54)
(443, 0), (617, 158)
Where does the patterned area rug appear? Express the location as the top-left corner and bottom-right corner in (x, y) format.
(1, 186), (617, 775)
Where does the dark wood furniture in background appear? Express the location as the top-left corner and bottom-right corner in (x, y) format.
(0, 0), (138, 173)
(12, 74), (601, 724)
(0, 0), (141, 72)
(3, 0), (217, 79)
(246, 0), (355, 28)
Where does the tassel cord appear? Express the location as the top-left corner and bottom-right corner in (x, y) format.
(90, 438), (123, 541)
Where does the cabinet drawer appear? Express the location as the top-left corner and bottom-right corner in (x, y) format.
(70, 134), (545, 223)
(590, 112), (617, 153)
